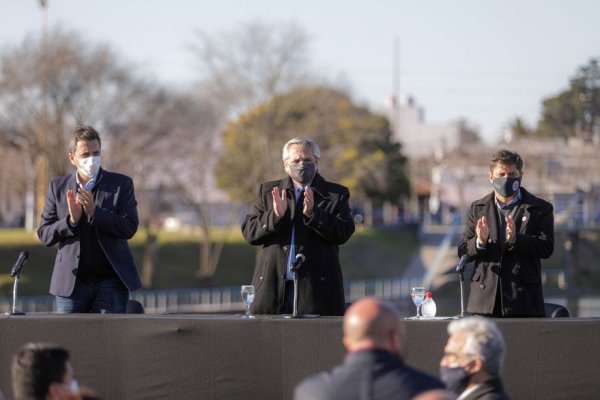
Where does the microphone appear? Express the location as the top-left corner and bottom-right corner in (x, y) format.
(10, 251), (29, 277)
(456, 254), (470, 274)
(291, 253), (305, 272)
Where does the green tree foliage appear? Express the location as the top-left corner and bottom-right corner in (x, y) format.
(506, 116), (533, 138)
(215, 86), (410, 204)
(538, 58), (600, 139)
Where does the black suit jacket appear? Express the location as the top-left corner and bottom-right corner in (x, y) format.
(458, 188), (554, 317)
(37, 168), (141, 296)
(294, 350), (445, 400)
(241, 173), (355, 316)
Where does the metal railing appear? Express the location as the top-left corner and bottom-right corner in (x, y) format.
(3, 276), (599, 316)
(1, 277), (424, 314)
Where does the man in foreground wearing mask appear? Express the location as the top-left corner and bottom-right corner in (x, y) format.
(440, 317), (509, 399)
(242, 137), (355, 315)
(38, 125), (141, 313)
(294, 297), (446, 399)
(458, 149), (554, 317)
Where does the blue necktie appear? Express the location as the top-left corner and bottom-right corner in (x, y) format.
(287, 187), (304, 279)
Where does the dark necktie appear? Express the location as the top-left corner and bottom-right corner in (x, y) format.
(287, 188), (305, 279)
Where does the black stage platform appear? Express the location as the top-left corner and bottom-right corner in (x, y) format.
(0, 314), (598, 399)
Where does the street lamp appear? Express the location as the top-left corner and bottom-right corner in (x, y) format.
(35, 0), (48, 229)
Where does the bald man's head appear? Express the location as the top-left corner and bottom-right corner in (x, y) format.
(343, 297), (406, 358)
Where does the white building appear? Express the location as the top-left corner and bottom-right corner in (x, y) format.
(387, 95), (460, 159)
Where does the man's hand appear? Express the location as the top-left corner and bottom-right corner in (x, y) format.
(272, 187), (288, 219)
(505, 215), (516, 243)
(476, 216), (489, 247)
(67, 189), (82, 224)
(76, 187), (95, 219)
(303, 187), (314, 217)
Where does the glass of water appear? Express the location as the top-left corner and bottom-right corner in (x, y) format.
(410, 287), (426, 319)
(241, 285), (255, 318)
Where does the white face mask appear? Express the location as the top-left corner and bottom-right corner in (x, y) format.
(78, 155), (101, 178)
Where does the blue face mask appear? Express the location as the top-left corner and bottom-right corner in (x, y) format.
(492, 176), (520, 197)
(439, 365), (472, 394)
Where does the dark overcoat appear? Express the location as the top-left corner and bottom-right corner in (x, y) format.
(293, 350), (445, 400)
(458, 188), (554, 317)
(241, 173), (355, 316)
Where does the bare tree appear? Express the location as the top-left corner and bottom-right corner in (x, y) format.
(0, 28), (154, 230)
(190, 20), (313, 116)
(106, 88), (227, 284)
(0, 28), (200, 287)
(158, 93), (229, 281)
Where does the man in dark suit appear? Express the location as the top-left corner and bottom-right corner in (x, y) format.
(440, 317), (509, 400)
(242, 137), (355, 316)
(294, 297), (446, 400)
(458, 149), (554, 317)
(38, 125), (141, 313)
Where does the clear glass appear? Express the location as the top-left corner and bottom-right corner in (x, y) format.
(241, 285), (255, 318)
(410, 287), (426, 319)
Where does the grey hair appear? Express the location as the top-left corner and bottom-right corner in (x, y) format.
(447, 317), (505, 375)
(282, 137), (320, 161)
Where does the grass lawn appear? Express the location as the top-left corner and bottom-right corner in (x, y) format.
(0, 224), (419, 297)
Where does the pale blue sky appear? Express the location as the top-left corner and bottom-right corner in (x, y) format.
(2, 0), (599, 143)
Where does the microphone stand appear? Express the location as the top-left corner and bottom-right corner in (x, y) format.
(292, 269), (300, 318)
(285, 259), (303, 319)
(6, 273), (25, 315)
(284, 257), (320, 319)
(456, 256), (470, 318)
(458, 267), (465, 318)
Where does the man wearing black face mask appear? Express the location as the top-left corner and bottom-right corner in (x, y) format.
(458, 149), (554, 317)
(440, 317), (509, 399)
(242, 137), (355, 315)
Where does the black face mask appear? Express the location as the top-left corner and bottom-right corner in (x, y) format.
(439, 365), (472, 394)
(492, 176), (521, 197)
(288, 162), (316, 185)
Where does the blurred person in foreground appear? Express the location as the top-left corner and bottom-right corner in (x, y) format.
(242, 137), (355, 316)
(294, 297), (445, 399)
(38, 125), (141, 313)
(11, 342), (99, 400)
(440, 317), (509, 400)
(458, 149), (554, 317)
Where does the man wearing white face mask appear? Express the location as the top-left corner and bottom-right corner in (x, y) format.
(11, 342), (100, 400)
(38, 125), (141, 313)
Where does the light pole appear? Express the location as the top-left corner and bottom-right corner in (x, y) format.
(35, 0), (49, 229)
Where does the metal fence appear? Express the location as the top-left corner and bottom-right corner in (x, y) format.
(1, 277), (425, 314)
(3, 276), (599, 316)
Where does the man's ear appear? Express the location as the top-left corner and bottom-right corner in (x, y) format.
(488, 171), (493, 183)
(466, 358), (484, 374)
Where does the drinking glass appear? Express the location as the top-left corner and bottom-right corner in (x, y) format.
(241, 285), (255, 318)
(410, 287), (426, 319)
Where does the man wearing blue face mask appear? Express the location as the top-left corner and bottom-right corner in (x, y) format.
(38, 125), (141, 313)
(242, 136), (355, 315)
(458, 149), (554, 317)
